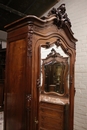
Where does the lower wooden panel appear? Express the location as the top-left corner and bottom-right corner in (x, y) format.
(39, 102), (65, 130)
(39, 116), (63, 130)
(40, 116), (63, 124)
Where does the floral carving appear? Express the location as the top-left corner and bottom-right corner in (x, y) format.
(48, 4), (71, 28)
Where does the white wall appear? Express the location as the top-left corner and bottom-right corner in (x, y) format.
(44, 0), (87, 130)
(0, 30), (7, 41)
(0, 30), (7, 48)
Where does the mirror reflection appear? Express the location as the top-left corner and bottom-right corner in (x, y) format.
(41, 44), (69, 96)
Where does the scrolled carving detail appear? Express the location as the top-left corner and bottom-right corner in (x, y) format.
(55, 38), (61, 47)
(37, 78), (40, 88)
(46, 42), (50, 48)
(27, 25), (33, 57)
(48, 4), (71, 28)
(46, 48), (65, 59)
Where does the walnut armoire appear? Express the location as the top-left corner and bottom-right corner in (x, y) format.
(4, 4), (77, 130)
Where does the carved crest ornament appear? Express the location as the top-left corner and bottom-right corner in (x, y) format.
(42, 4), (71, 28)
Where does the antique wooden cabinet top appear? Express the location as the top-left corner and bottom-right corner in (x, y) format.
(5, 4), (77, 45)
(5, 4), (77, 130)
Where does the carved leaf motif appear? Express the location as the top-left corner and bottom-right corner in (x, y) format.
(27, 25), (33, 57)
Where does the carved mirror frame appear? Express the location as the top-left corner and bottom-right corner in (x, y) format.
(41, 45), (69, 97)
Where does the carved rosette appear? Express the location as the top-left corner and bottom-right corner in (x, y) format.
(26, 94), (31, 110)
(27, 25), (33, 57)
(55, 38), (61, 47)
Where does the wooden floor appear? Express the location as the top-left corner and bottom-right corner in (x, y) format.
(0, 112), (3, 130)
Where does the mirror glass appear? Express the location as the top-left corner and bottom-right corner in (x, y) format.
(41, 44), (70, 96)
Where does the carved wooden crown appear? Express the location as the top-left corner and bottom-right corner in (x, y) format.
(48, 4), (71, 28)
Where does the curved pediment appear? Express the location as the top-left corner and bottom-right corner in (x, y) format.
(41, 4), (77, 44)
(5, 4), (77, 50)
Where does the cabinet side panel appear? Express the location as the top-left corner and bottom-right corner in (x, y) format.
(5, 39), (27, 130)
